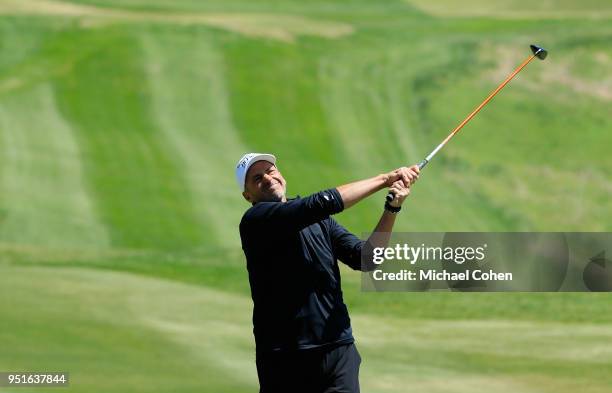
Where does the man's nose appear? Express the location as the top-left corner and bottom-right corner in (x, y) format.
(262, 173), (274, 183)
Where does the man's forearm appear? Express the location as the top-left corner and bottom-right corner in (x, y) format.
(359, 210), (399, 272)
(367, 211), (396, 248)
(336, 174), (388, 209)
(347, 166), (417, 272)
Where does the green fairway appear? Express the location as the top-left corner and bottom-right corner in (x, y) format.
(0, 0), (611, 392)
(3, 266), (612, 393)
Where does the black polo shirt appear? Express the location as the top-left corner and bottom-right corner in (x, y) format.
(239, 188), (364, 353)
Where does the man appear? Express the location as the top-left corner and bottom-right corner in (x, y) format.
(237, 152), (419, 393)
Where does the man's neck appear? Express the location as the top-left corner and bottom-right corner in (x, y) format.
(252, 196), (287, 205)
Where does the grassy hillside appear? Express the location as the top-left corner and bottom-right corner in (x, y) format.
(0, 0), (611, 392)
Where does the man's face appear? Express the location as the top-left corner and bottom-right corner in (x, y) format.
(242, 161), (287, 204)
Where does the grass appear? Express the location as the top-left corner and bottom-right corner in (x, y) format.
(0, 0), (610, 392)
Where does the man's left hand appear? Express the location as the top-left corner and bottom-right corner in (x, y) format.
(388, 180), (411, 208)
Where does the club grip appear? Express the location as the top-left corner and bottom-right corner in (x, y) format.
(385, 159), (428, 202)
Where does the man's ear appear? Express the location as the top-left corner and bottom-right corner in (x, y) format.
(242, 191), (252, 203)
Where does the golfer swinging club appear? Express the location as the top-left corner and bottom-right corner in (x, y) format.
(237, 153), (419, 393)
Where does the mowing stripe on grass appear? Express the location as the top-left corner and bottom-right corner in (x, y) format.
(53, 28), (208, 251)
(0, 84), (109, 249)
(140, 29), (248, 249)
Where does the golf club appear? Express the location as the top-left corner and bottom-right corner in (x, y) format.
(387, 44), (548, 202)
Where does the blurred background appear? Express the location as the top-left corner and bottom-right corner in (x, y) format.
(0, 0), (611, 392)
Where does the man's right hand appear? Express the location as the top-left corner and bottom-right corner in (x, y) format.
(384, 165), (420, 188)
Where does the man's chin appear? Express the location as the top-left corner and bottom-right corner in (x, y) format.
(263, 191), (285, 203)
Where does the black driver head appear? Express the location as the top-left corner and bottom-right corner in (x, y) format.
(530, 44), (548, 60)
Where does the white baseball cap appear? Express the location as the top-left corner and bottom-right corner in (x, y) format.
(235, 153), (277, 191)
